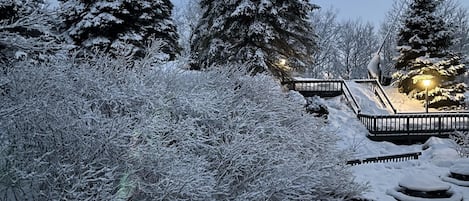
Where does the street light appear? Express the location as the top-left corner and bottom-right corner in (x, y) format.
(422, 79), (432, 113)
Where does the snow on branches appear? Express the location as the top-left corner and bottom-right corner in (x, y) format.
(0, 44), (363, 200)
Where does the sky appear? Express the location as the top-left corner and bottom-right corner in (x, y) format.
(311, 0), (469, 27)
(171, 0), (469, 28)
(312, 0), (394, 27)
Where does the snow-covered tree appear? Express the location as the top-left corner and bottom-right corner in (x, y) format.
(60, 0), (180, 60)
(337, 20), (379, 79)
(190, 0), (318, 80)
(306, 7), (378, 79)
(172, 0), (201, 59)
(437, 0), (469, 62)
(393, 0), (466, 108)
(0, 0), (62, 68)
(379, 0), (409, 80)
(306, 7), (341, 78)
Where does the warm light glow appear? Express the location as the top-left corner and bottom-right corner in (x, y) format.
(279, 59), (287, 66)
(422, 79), (432, 87)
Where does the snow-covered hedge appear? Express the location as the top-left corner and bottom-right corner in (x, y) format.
(0, 51), (364, 200)
(451, 131), (469, 158)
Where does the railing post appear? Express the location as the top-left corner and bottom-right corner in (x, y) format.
(438, 116), (441, 135)
(373, 116), (377, 133)
(406, 117), (410, 135)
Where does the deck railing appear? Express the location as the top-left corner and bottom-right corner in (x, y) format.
(358, 113), (469, 135)
(284, 79), (361, 114)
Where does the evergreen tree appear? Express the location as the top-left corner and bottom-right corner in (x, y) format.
(394, 0), (466, 108)
(60, 0), (180, 60)
(190, 0), (318, 80)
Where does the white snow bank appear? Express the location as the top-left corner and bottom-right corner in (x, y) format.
(441, 173), (469, 187)
(421, 137), (460, 167)
(449, 163), (469, 176)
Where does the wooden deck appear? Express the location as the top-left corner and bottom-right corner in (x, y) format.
(284, 79), (469, 143)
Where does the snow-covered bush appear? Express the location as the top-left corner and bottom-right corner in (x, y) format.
(450, 131), (469, 158)
(0, 45), (364, 200)
(190, 0), (318, 80)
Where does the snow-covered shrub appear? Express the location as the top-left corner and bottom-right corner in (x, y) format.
(305, 96), (329, 118)
(0, 48), (364, 200)
(450, 131), (469, 158)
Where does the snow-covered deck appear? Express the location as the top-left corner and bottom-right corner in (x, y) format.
(287, 78), (469, 142)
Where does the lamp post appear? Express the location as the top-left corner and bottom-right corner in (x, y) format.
(422, 79), (431, 113)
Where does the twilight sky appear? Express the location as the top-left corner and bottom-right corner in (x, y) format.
(312, 0), (469, 27)
(172, 0), (469, 28)
(312, 0), (394, 27)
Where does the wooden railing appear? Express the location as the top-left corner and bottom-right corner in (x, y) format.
(358, 113), (469, 135)
(347, 152), (422, 166)
(355, 79), (397, 114)
(284, 79), (361, 114)
(286, 79), (343, 97)
(342, 81), (361, 114)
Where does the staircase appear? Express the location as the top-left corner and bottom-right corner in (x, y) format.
(284, 79), (469, 143)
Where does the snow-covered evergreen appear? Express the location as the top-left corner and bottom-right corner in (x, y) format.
(394, 0), (466, 108)
(190, 0), (318, 80)
(60, 0), (180, 60)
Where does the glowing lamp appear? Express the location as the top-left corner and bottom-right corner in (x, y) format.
(279, 59), (287, 66)
(422, 79), (432, 87)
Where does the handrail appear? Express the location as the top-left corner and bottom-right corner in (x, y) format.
(354, 79), (397, 114)
(374, 80), (398, 114)
(347, 152), (422, 166)
(342, 81), (362, 114)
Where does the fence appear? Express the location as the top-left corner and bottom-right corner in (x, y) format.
(358, 113), (469, 135)
(346, 152), (422, 166)
(284, 79), (361, 114)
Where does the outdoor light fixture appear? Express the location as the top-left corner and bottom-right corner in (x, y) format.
(422, 79), (432, 113)
(279, 58), (287, 66)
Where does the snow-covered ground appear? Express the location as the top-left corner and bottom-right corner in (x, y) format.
(321, 88), (469, 200)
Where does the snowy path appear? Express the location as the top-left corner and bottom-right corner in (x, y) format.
(322, 96), (469, 200)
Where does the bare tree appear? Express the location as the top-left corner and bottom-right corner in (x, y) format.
(307, 7), (341, 78)
(337, 20), (379, 79)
